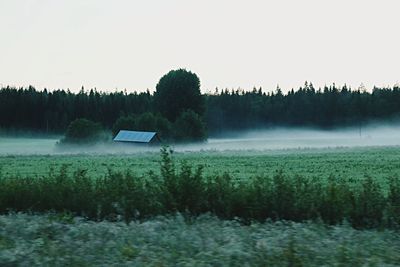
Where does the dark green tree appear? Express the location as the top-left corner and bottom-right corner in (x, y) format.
(136, 112), (173, 141)
(154, 114), (172, 141)
(154, 69), (205, 121)
(135, 112), (158, 131)
(112, 115), (136, 137)
(112, 113), (173, 141)
(61, 118), (105, 144)
(173, 110), (207, 142)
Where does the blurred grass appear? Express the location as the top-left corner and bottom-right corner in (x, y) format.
(1, 213), (400, 266)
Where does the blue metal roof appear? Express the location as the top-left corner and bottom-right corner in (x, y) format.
(113, 130), (157, 143)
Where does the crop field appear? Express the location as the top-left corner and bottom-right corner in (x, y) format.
(2, 146), (400, 187)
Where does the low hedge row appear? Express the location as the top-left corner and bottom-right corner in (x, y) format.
(0, 148), (399, 228)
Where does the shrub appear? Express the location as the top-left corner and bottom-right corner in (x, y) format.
(60, 118), (106, 144)
(112, 113), (173, 141)
(173, 110), (207, 142)
(135, 112), (157, 132)
(112, 115), (136, 137)
(351, 176), (385, 228)
(320, 176), (354, 225)
(386, 176), (400, 227)
(1, 148), (400, 228)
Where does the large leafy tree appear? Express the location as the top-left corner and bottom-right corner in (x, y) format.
(154, 69), (205, 121)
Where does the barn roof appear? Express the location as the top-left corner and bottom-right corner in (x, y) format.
(113, 130), (157, 143)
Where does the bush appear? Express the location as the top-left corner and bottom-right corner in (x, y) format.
(112, 115), (136, 137)
(112, 113), (173, 141)
(386, 176), (400, 228)
(1, 147), (400, 228)
(135, 112), (157, 132)
(154, 115), (172, 141)
(173, 110), (207, 142)
(60, 118), (106, 144)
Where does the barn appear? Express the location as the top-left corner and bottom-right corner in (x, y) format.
(113, 130), (161, 144)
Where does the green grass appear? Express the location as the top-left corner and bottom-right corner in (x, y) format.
(1, 147), (400, 227)
(2, 146), (400, 185)
(1, 146), (400, 265)
(1, 213), (400, 266)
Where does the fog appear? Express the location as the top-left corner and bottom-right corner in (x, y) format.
(1, 124), (400, 156)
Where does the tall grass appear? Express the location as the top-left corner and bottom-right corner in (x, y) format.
(1, 213), (400, 266)
(0, 147), (399, 228)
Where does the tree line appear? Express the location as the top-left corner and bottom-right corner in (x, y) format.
(0, 85), (152, 133)
(1, 81), (400, 137)
(207, 82), (400, 133)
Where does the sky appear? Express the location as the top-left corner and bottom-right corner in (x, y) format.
(0, 0), (399, 93)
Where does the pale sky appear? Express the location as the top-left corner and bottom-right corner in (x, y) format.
(0, 0), (399, 93)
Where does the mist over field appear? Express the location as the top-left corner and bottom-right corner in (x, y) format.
(1, 123), (400, 156)
(205, 123), (400, 151)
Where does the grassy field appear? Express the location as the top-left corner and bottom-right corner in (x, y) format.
(1, 146), (400, 226)
(2, 146), (400, 185)
(2, 142), (400, 265)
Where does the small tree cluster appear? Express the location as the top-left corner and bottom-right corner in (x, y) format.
(60, 118), (106, 144)
(111, 69), (207, 142)
(112, 113), (171, 140)
(112, 111), (206, 142)
(153, 69), (207, 141)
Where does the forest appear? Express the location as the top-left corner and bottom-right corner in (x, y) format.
(1, 80), (400, 136)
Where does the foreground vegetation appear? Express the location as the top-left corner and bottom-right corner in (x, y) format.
(1, 213), (400, 266)
(1, 148), (400, 228)
(1, 146), (400, 265)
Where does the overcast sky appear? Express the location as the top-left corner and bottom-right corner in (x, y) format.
(0, 0), (399, 93)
